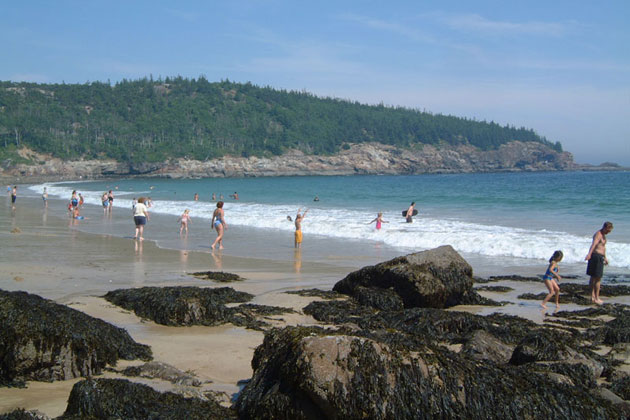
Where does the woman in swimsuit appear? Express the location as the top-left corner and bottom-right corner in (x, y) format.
(71, 190), (79, 209)
(369, 212), (388, 230)
(179, 209), (192, 235)
(541, 250), (563, 309)
(211, 201), (227, 250)
(107, 190), (114, 212)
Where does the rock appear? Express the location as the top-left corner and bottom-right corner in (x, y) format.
(608, 375), (630, 401)
(285, 289), (342, 299)
(602, 311), (630, 345)
(235, 326), (621, 419)
(354, 286), (404, 311)
(461, 329), (514, 364)
(608, 343), (630, 363)
(122, 361), (202, 386)
(58, 378), (236, 419)
(0, 289), (151, 387)
(0, 410), (50, 420)
(333, 246), (487, 309)
(104, 286), (293, 330)
(10, 228), (21, 234)
(190, 271), (244, 282)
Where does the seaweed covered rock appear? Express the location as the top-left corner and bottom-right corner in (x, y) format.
(461, 329), (514, 364)
(122, 361), (202, 386)
(104, 286), (292, 330)
(0, 289), (151, 387)
(59, 378), (236, 420)
(190, 271), (244, 282)
(333, 245), (485, 309)
(0, 410), (50, 420)
(235, 326), (622, 419)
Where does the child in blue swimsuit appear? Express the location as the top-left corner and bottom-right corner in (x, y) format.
(541, 250), (563, 309)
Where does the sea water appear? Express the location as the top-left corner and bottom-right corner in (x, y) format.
(27, 171), (630, 277)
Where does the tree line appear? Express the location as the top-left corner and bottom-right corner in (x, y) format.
(0, 76), (562, 164)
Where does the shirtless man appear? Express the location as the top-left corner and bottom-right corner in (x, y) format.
(585, 221), (613, 305)
(405, 202), (416, 223)
(294, 208), (308, 248)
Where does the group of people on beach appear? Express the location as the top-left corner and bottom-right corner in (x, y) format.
(541, 221), (614, 309)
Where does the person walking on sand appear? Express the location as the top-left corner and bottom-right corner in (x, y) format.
(369, 212), (388, 230)
(294, 208), (308, 248)
(585, 221), (613, 305)
(211, 201), (227, 250)
(541, 250), (563, 309)
(42, 187), (48, 208)
(11, 186), (17, 209)
(133, 197), (150, 241)
(405, 202), (416, 223)
(179, 209), (192, 235)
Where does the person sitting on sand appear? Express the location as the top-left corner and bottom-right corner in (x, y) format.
(541, 250), (563, 309)
(179, 209), (192, 235)
(294, 208), (308, 248)
(369, 212), (388, 230)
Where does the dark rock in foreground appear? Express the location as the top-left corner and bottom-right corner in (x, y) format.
(58, 378), (236, 420)
(333, 245), (495, 309)
(190, 271), (244, 282)
(0, 410), (50, 420)
(104, 286), (292, 330)
(235, 326), (621, 419)
(0, 289), (151, 387)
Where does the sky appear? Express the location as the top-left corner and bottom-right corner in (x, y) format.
(1, 0), (629, 165)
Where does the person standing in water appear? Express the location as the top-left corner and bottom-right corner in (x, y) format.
(294, 208), (308, 248)
(179, 209), (192, 235)
(11, 186), (17, 209)
(405, 202), (416, 223)
(369, 212), (388, 230)
(101, 192), (109, 214)
(585, 221), (613, 305)
(42, 187), (48, 208)
(194, 193), (199, 201)
(211, 201), (227, 250)
(107, 190), (114, 212)
(133, 197), (150, 241)
(541, 250), (563, 309)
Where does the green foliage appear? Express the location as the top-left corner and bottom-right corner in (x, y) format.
(0, 77), (559, 162)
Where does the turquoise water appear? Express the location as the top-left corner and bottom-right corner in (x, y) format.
(29, 171), (630, 269)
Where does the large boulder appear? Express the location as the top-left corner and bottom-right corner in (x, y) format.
(333, 245), (479, 309)
(0, 289), (152, 387)
(235, 326), (621, 419)
(58, 378), (236, 419)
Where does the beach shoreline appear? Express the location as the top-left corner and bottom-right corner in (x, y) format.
(2, 188), (628, 417)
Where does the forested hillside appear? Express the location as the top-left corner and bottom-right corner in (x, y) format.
(0, 77), (562, 163)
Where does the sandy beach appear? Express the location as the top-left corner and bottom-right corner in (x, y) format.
(2, 188), (628, 417)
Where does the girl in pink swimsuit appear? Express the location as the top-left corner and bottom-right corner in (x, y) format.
(179, 209), (192, 235)
(369, 213), (388, 230)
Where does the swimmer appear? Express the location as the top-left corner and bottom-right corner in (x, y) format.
(194, 193), (199, 201)
(211, 201), (227, 250)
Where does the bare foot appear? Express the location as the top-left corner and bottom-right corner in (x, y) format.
(540, 303), (547, 308)
(219, 245), (224, 250)
(596, 299), (604, 305)
(139, 237), (144, 241)
(211, 244), (215, 250)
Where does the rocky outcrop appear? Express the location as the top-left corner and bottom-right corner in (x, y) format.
(104, 286), (293, 330)
(0, 289), (152, 387)
(0, 141), (578, 180)
(122, 361), (202, 387)
(333, 245), (489, 309)
(59, 378), (236, 420)
(235, 324), (621, 419)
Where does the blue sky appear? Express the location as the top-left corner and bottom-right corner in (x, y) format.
(1, 1), (628, 165)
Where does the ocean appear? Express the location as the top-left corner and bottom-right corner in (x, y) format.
(26, 171), (630, 279)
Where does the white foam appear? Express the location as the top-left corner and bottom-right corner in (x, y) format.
(28, 182), (630, 269)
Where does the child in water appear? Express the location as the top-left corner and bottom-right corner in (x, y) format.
(368, 212), (388, 230)
(178, 209), (192, 235)
(541, 250), (563, 309)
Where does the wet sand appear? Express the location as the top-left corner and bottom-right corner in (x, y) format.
(1, 190), (627, 417)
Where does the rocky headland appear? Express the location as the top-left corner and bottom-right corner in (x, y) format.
(0, 141), (595, 181)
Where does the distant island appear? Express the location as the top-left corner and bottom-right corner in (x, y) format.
(0, 77), (622, 180)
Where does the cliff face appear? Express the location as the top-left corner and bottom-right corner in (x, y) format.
(1, 141), (575, 180)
